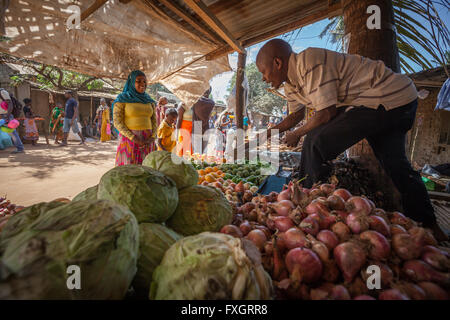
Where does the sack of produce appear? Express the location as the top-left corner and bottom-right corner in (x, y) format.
(98, 165), (178, 223)
(0, 200), (139, 300)
(72, 185), (98, 202)
(166, 185), (232, 236)
(133, 223), (182, 294)
(150, 232), (273, 300)
(143, 151), (198, 190)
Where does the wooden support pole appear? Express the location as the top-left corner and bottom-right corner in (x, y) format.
(235, 51), (246, 130)
(81, 0), (109, 22)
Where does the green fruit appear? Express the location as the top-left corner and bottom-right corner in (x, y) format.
(166, 186), (232, 236)
(0, 200), (139, 299)
(98, 165), (178, 223)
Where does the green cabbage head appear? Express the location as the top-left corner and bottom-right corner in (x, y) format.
(166, 185), (232, 236)
(0, 199), (139, 299)
(97, 165), (178, 223)
(133, 223), (182, 294)
(142, 151), (198, 189)
(72, 185), (98, 202)
(150, 232), (273, 300)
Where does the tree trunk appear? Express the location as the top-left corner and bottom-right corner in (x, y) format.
(343, 0), (402, 210)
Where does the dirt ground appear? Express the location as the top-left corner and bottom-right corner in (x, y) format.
(0, 138), (117, 206)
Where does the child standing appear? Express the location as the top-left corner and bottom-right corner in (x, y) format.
(157, 108), (177, 152)
(22, 98), (39, 145)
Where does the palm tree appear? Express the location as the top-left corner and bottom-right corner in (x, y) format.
(320, 0), (450, 73)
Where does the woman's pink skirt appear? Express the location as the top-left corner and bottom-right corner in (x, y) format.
(115, 129), (155, 166)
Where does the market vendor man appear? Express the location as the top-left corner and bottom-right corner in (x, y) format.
(239, 38), (447, 241)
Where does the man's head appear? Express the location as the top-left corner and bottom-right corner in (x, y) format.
(203, 86), (212, 98)
(100, 98), (106, 106)
(64, 90), (73, 99)
(23, 98), (31, 106)
(165, 108), (178, 126)
(159, 97), (168, 106)
(256, 39), (293, 89)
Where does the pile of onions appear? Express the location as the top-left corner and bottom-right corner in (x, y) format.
(220, 181), (449, 300)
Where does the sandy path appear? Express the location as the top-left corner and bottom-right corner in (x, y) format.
(0, 138), (117, 206)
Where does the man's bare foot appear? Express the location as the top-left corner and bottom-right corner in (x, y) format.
(54, 140), (60, 144)
(430, 222), (449, 242)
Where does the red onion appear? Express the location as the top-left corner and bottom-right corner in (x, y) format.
(310, 283), (334, 300)
(330, 285), (351, 300)
(299, 216), (320, 236)
(360, 230), (391, 260)
(321, 260), (340, 283)
(392, 233), (422, 260)
(361, 262), (394, 288)
(220, 225), (243, 238)
(346, 213), (370, 234)
(239, 220), (252, 236)
(305, 200), (330, 217)
(271, 216), (295, 232)
(267, 191), (279, 202)
(317, 230), (339, 250)
(326, 195), (346, 211)
(345, 196), (372, 215)
(309, 188), (325, 199)
(353, 295), (376, 300)
(282, 228), (309, 250)
(245, 209), (258, 221)
(368, 215), (391, 237)
(418, 282), (449, 300)
(378, 289), (410, 300)
(403, 260), (450, 285)
(307, 234), (330, 262)
(389, 211), (416, 230)
(331, 222), (351, 242)
(372, 208), (389, 224)
(347, 276), (369, 297)
(333, 188), (352, 201)
(319, 183), (336, 196)
(285, 248), (323, 284)
(322, 215), (337, 230)
(333, 210), (349, 221)
(390, 224), (407, 235)
(245, 229), (267, 251)
(302, 188), (310, 195)
(269, 200), (295, 216)
(254, 225), (272, 239)
(408, 227), (438, 246)
(366, 199), (376, 211)
(334, 242), (367, 283)
(264, 241), (273, 255)
(393, 281), (426, 300)
(277, 188), (291, 202)
(421, 245), (450, 271)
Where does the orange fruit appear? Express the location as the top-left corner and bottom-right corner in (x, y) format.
(205, 167), (213, 173)
(198, 169), (206, 176)
(205, 174), (215, 183)
(212, 166), (219, 172)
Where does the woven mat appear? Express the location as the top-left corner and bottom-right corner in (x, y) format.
(432, 200), (450, 249)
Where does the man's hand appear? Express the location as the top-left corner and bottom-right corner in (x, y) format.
(285, 131), (300, 147)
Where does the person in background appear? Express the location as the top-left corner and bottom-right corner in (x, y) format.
(113, 70), (157, 166)
(61, 90), (85, 146)
(156, 97), (169, 127)
(176, 102), (193, 157)
(49, 102), (64, 144)
(192, 87), (215, 153)
(0, 88), (24, 153)
(157, 108), (177, 152)
(94, 98), (107, 139)
(22, 98), (39, 145)
(99, 99), (111, 142)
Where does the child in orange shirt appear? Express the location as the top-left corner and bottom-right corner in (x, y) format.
(157, 108), (177, 152)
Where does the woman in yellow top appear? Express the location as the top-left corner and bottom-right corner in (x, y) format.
(176, 103), (193, 157)
(113, 70), (157, 166)
(97, 98), (111, 142)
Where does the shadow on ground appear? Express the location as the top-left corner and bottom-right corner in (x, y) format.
(0, 139), (117, 179)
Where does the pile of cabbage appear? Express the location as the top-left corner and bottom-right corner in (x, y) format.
(0, 151), (264, 299)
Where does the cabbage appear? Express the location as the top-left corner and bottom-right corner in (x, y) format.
(72, 185), (98, 202)
(166, 185), (232, 236)
(97, 165), (178, 223)
(150, 232), (273, 300)
(0, 200), (139, 299)
(133, 223), (182, 294)
(142, 151), (198, 189)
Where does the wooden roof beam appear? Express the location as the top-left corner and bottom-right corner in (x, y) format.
(158, 0), (223, 45)
(81, 0), (109, 22)
(183, 0), (245, 54)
